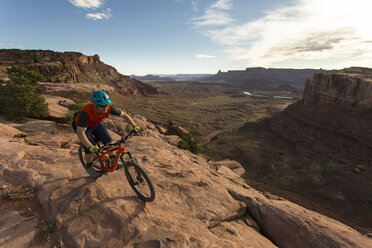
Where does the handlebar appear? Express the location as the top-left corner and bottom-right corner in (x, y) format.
(101, 130), (137, 151)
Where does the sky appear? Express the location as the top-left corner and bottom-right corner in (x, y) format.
(1, 0), (372, 75)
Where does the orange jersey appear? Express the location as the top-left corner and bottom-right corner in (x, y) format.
(74, 103), (111, 128)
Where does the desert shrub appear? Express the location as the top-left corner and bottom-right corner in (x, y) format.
(41, 224), (55, 233)
(0, 66), (49, 121)
(177, 133), (202, 154)
(64, 101), (86, 124)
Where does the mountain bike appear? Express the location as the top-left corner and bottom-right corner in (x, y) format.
(78, 130), (155, 202)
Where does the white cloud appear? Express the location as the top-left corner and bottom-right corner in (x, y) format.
(191, 0), (234, 27)
(196, 0), (372, 68)
(86, 8), (112, 20)
(68, 0), (104, 9)
(210, 0), (232, 10)
(196, 54), (216, 59)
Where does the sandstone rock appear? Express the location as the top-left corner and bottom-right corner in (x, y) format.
(0, 211), (38, 248)
(243, 214), (261, 232)
(0, 123), (25, 138)
(166, 122), (188, 137)
(161, 134), (180, 146)
(229, 189), (372, 248)
(37, 82), (115, 96)
(4, 119), (80, 149)
(0, 49), (158, 96)
(0, 123), (274, 247)
(0, 119), (370, 248)
(42, 94), (74, 120)
(132, 114), (156, 131)
(209, 160), (246, 176)
(155, 125), (167, 134)
(303, 67), (372, 110)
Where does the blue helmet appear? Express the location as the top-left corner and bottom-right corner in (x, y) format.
(91, 91), (111, 106)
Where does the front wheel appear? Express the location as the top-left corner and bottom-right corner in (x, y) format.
(122, 159), (155, 202)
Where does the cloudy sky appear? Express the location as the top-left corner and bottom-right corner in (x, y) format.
(1, 0), (371, 75)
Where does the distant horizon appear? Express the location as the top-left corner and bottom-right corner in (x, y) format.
(1, 47), (332, 77)
(131, 67), (332, 77)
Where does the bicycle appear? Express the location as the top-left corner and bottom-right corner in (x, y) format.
(78, 130), (155, 202)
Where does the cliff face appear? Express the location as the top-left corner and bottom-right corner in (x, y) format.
(273, 67), (372, 151)
(303, 67), (372, 110)
(204, 67), (372, 233)
(266, 68), (372, 230)
(0, 49), (158, 96)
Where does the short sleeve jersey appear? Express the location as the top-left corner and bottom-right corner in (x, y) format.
(76, 104), (121, 128)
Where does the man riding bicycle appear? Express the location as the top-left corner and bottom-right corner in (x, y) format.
(73, 91), (141, 176)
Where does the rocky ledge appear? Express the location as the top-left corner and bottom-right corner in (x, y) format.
(0, 114), (371, 247)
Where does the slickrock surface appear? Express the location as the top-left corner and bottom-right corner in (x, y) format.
(0, 211), (38, 248)
(0, 117), (371, 248)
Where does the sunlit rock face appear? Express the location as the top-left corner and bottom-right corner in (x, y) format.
(0, 49), (158, 96)
(303, 67), (372, 110)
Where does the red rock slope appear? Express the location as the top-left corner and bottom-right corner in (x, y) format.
(0, 115), (371, 247)
(0, 49), (158, 96)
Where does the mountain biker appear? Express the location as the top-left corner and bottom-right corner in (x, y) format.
(73, 91), (141, 175)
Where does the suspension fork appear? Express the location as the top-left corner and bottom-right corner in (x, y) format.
(120, 152), (133, 164)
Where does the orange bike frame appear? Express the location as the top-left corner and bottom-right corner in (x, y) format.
(96, 144), (126, 173)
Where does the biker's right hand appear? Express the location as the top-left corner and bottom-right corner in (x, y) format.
(133, 125), (141, 133)
(89, 145), (100, 153)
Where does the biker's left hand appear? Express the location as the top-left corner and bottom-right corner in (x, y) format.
(133, 125), (141, 133)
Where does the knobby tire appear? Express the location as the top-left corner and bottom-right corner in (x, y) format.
(122, 160), (155, 202)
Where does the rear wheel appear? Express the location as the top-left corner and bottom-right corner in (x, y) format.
(122, 159), (155, 202)
(78, 144), (104, 177)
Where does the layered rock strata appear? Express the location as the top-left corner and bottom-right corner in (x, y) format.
(0, 49), (158, 96)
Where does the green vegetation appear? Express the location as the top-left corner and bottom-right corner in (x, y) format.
(0, 66), (49, 121)
(64, 101), (86, 124)
(177, 133), (202, 154)
(42, 224), (55, 234)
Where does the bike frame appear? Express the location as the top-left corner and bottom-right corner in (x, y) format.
(92, 132), (135, 173)
(97, 145), (132, 172)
